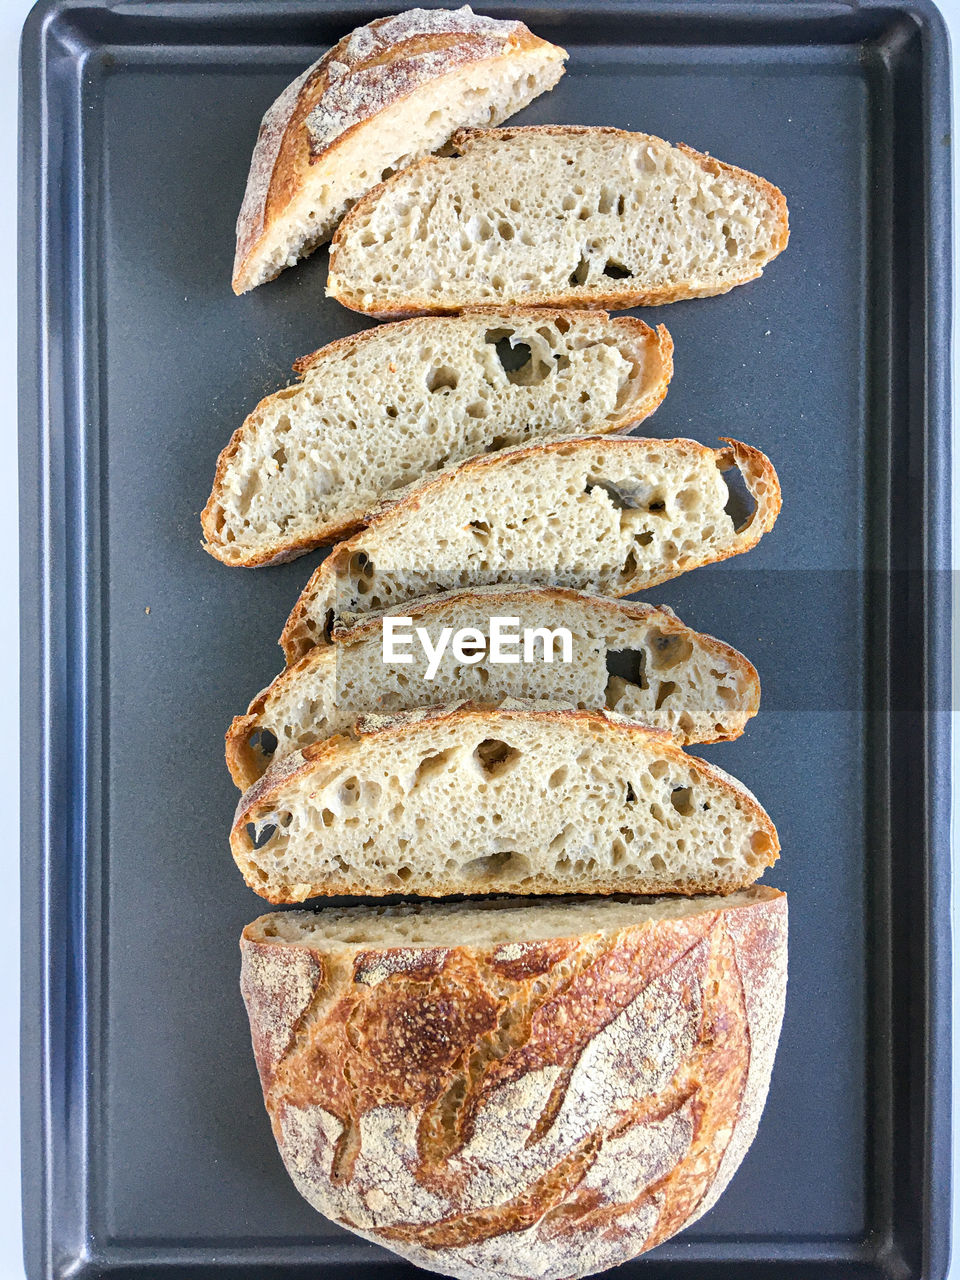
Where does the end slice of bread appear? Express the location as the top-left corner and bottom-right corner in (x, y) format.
(201, 312), (672, 566)
(279, 434), (781, 664)
(232, 10), (567, 293)
(327, 125), (789, 316)
(231, 704), (780, 902)
(227, 587), (759, 791)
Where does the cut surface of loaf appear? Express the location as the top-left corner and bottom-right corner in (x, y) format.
(240, 887), (788, 1279)
(202, 312), (673, 566)
(327, 125), (789, 316)
(280, 434), (781, 663)
(231, 705), (780, 902)
(227, 587), (760, 791)
(233, 10), (567, 293)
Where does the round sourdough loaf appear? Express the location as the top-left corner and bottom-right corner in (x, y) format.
(240, 889), (787, 1279)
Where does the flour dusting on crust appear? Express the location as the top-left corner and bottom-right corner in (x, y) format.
(308, 9), (522, 153)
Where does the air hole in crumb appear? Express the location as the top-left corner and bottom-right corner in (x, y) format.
(722, 461), (758, 532)
(337, 777), (364, 808)
(602, 259), (631, 279)
(568, 253), (590, 286)
(485, 330), (553, 386)
(647, 628), (694, 670)
(250, 728), (279, 759)
(349, 551), (372, 579)
(625, 781), (637, 804)
(750, 830), (775, 858)
(462, 850), (531, 881)
(655, 680), (677, 710)
(349, 552), (374, 597)
(474, 738), (521, 777)
(468, 520), (491, 542)
(548, 766), (568, 789)
(584, 478), (663, 512)
(316, 610), (334, 644)
(413, 748), (458, 786)
(249, 818), (283, 848)
(621, 548), (640, 580)
(670, 786), (695, 816)
(605, 647), (648, 691)
(427, 365), (459, 393)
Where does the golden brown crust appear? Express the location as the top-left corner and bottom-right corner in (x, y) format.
(327, 125), (790, 317)
(232, 16), (566, 294)
(239, 889), (788, 1277)
(200, 313), (673, 568)
(229, 704), (780, 903)
(224, 586), (760, 791)
(278, 434), (781, 664)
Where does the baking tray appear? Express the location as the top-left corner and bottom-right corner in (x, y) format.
(18, 1), (952, 1276)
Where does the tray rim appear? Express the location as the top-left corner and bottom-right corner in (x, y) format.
(17, 1), (953, 1277)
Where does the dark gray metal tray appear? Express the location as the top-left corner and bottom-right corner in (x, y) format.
(18, 1), (953, 1277)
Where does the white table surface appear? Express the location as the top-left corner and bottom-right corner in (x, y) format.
(3, 0), (958, 1276)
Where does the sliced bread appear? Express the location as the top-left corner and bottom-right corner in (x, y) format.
(327, 125), (789, 316)
(232, 10), (567, 293)
(227, 587), (760, 791)
(201, 311), (673, 566)
(279, 435), (781, 663)
(230, 704), (779, 902)
(240, 887), (787, 1279)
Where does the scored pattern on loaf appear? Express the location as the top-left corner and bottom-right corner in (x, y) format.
(230, 706), (779, 902)
(240, 889), (788, 1280)
(225, 588), (759, 791)
(279, 434), (781, 663)
(202, 313), (673, 566)
(327, 125), (789, 316)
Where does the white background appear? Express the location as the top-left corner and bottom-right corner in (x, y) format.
(2, 0), (958, 1276)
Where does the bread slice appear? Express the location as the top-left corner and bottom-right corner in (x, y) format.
(279, 434), (781, 663)
(227, 587), (760, 791)
(201, 312), (673, 567)
(240, 887), (787, 1279)
(232, 10), (567, 293)
(327, 125), (789, 317)
(230, 704), (779, 902)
